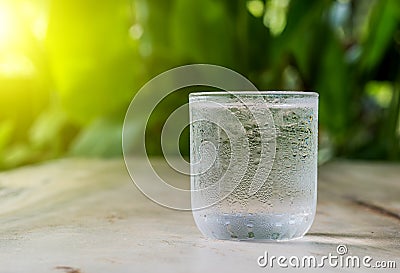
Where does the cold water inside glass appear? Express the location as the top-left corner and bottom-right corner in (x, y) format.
(189, 91), (318, 241)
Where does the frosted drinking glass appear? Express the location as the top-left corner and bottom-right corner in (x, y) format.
(189, 91), (318, 241)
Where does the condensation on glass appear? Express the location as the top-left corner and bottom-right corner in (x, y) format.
(189, 91), (318, 241)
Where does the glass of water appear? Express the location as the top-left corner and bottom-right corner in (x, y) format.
(189, 91), (318, 241)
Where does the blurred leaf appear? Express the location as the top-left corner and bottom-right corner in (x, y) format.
(282, 0), (327, 83)
(30, 107), (67, 146)
(0, 120), (14, 151)
(386, 82), (400, 159)
(69, 118), (123, 157)
(360, 0), (400, 72)
(366, 81), (393, 108)
(169, 0), (235, 66)
(315, 29), (353, 146)
(263, 0), (290, 36)
(1, 143), (34, 169)
(247, 0), (264, 18)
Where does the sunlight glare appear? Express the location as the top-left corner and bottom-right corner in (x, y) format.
(0, 5), (15, 46)
(0, 53), (35, 77)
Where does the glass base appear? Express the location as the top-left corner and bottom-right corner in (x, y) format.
(193, 212), (314, 241)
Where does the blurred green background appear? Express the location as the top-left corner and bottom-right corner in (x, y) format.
(0, 0), (399, 169)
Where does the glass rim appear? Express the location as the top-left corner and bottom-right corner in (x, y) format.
(189, 91), (319, 97)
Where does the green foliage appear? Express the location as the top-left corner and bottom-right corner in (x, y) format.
(170, 0), (236, 66)
(360, 0), (400, 72)
(46, 0), (138, 124)
(0, 0), (400, 169)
